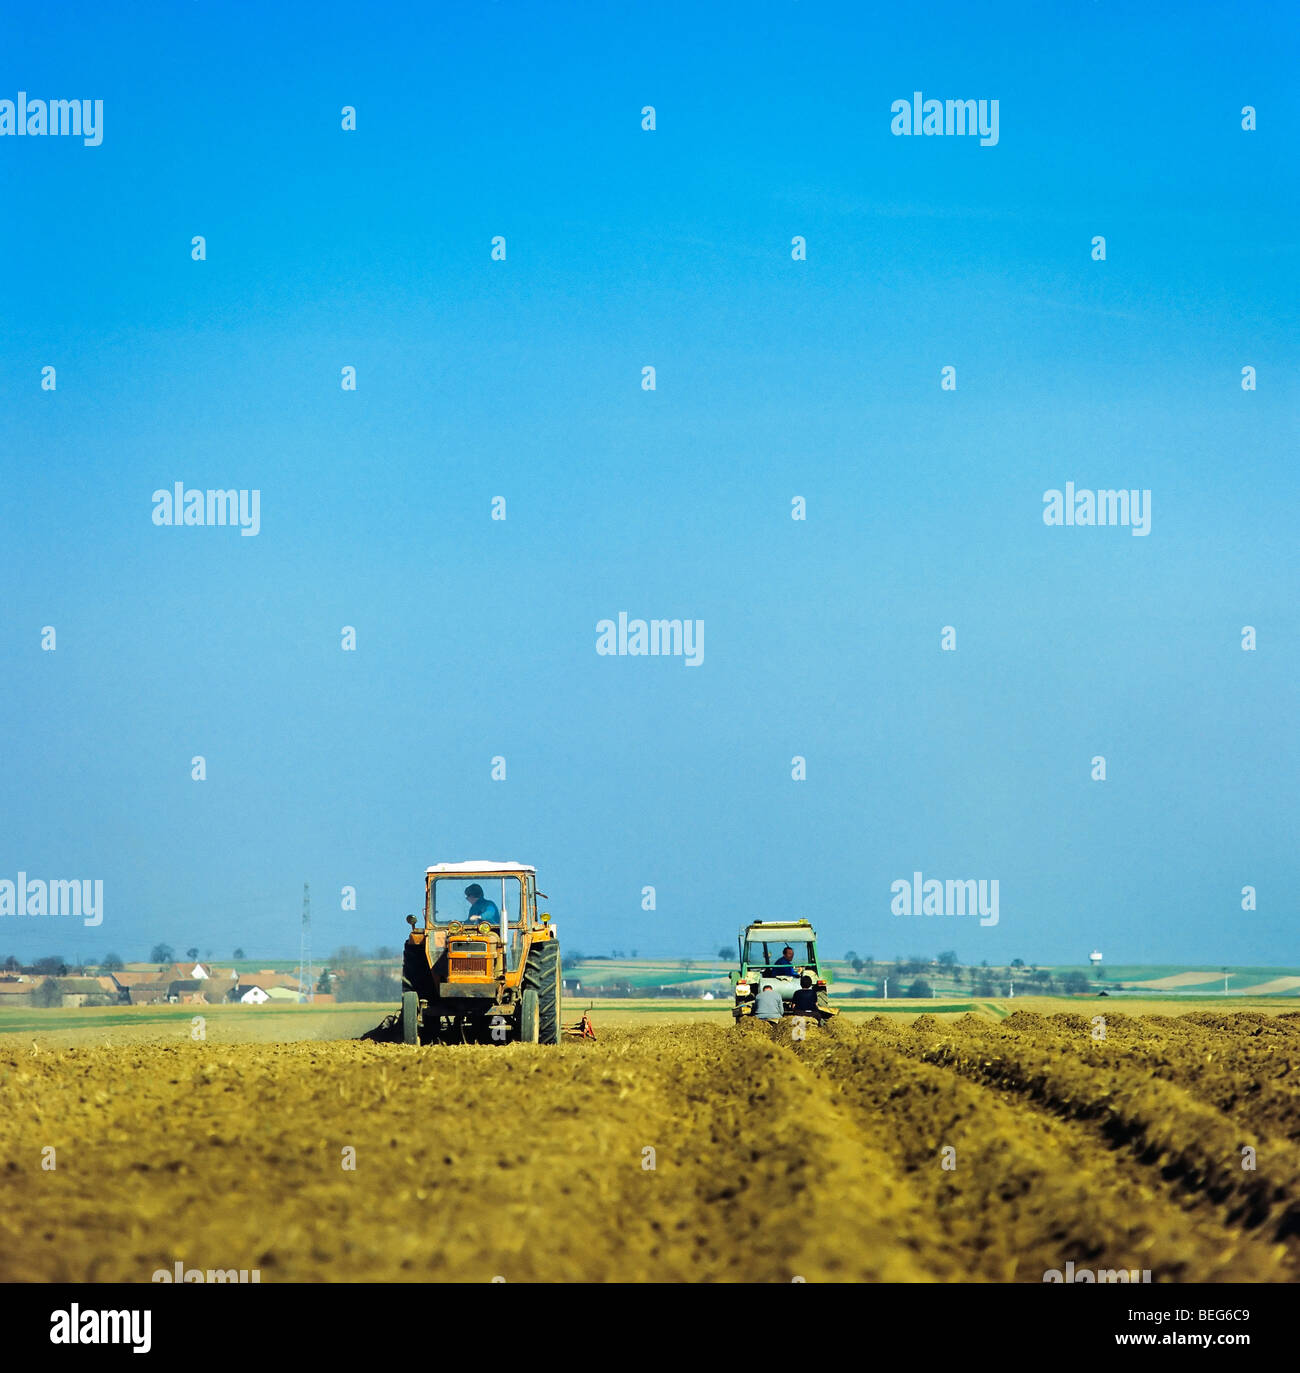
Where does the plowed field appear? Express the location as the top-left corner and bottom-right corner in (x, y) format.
(2, 1011), (1297, 1282)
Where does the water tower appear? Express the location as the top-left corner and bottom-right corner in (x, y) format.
(1089, 949), (1103, 969)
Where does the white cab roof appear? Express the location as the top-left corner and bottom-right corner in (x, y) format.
(426, 861), (535, 875)
(743, 925), (815, 943)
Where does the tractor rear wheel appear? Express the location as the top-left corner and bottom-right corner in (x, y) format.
(524, 940), (562, 1044)
(519, 988), (540, 1043)
(401, 991), (419, 1045)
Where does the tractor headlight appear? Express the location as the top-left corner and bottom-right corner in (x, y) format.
(478, 921), (491, 935)
(736, 982), (750, 996)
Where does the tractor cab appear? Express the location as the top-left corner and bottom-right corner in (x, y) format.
(420, 868), (532, 981)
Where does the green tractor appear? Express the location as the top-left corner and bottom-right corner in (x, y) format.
(729, 919), (829, 1022)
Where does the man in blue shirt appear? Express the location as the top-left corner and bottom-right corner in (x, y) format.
(464, 883), (499, 925)
(773, 945), (798, 974)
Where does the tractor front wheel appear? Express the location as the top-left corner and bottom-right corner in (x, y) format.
(519, 988), (540, 1043)
(401, 991), (419, 1045)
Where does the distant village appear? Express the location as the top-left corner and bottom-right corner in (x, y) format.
(0, 958), (338, 1009)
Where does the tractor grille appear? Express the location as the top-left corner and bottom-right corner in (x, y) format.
(451, 956), (489, 975)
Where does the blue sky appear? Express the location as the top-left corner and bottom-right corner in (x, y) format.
(1, 1), (1296, 967)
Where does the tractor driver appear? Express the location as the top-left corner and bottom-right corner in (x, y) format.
(464, 883), (499, 926)
(773, 945), (798, 974)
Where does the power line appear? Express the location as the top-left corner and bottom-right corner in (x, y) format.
(298, 882), (313, 1003)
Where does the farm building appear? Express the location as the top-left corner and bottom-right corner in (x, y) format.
(0, 978), (34, 1006)
(127, 984), (169, 1005)
(165, 980), (208, 1005)
(109, 970), (169, 990)
(50, 978), (118, 1008)
(161, 962), (237, 985)
(235, 970), (300, 992)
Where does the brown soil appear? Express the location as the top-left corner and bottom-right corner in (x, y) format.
(1, 1013), (1296, 1282)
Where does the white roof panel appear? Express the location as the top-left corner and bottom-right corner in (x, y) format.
(426, 861), (535, 874)
(741, 925), (816, 943)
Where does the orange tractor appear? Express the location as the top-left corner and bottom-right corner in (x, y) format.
(394, 861), (562, 1045)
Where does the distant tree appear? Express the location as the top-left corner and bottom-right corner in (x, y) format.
(566, 949), (584, 965)
(101, 953), (124, 971)
(150, 943), (173, 964)
(331, 946), (365, 969)
(975, 979), (996, 997)
(34, 978), (64, 1008)
(332, 968), (400, 1004)
(34, 955), (67, 976)
(630, 949), (638, 959)
(185, 946), (199, 961)
(906, 979), (933, 999)
(373, 946), (397, 961)
(1010, 958), (1025, 970)
(316, 969), (332, 993)
(2, 955), (18, 972)
(845, 949), (859, 965)
(679, 957), (692, 971)
(233, 947), (245, 960)
(851, 958), (865, 974)
(937, 951), (958, 969)
(718, 946), (732, 960)
(1063, 971), (1090, 995)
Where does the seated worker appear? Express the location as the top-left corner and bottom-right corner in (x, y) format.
(464, 883), (499, 925)
(772, 945), (799, 974)
(791, 974), (833, 1021)
(753, 983), (785, 1022)
(791, 975), (819, 1014)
